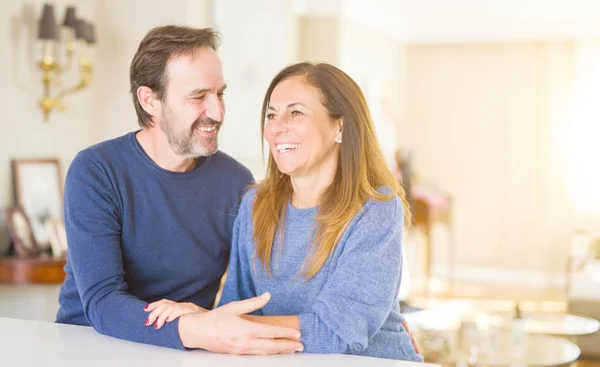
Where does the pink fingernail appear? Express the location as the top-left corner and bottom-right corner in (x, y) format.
(154, 323), (158, 329)
(166, 317), (170, 322)
(144, 305), (149, 310)
(144, 318), (149, 326)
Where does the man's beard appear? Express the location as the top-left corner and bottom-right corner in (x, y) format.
(159, 115), (221, 158)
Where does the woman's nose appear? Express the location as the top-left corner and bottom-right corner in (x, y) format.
(268, 115), (289, 134)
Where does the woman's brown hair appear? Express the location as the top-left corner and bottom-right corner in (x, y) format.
(253, 62), (410, 280)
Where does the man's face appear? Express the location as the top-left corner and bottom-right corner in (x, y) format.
(158, 47), (226, 157)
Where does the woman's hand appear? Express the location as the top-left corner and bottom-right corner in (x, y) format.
(143, 299), (207, 329)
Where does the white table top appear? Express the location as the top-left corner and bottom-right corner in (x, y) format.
(404, 301), (600, 337)
(415, 328), (581, 367)
(403, 303), (582, 367)
(0, 317), (437, 367)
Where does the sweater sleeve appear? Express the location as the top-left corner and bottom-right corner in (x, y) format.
(64, 153), (185, 349)
(298, 196), (408, 354)
(217, 192), (260, 313)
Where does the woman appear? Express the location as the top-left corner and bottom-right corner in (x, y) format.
(145, 62), (422, 361)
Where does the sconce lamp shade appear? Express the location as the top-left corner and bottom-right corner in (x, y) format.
(74, 19), (87, 40)
(38, 4), (59, 40)
(87, 24), (96, 44)
(63, 6), (78, 28)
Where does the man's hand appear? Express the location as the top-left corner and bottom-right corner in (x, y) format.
(178, 292), (304, 355)
(402, 321), (421, 354)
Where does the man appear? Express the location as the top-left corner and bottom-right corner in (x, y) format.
(56, 25), (303, 354)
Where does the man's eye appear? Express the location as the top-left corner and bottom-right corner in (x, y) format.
(218, 92), (225, 99)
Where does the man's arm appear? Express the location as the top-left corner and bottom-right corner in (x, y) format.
(66, 153), (303, 354)
(65, 153), (185, 348)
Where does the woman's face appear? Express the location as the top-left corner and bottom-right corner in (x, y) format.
(264, 76), (342, 178)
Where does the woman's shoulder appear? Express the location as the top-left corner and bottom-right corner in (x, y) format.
(360, 186), (404, 222)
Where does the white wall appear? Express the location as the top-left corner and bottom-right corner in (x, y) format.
(2, 0), (301, 321)
(403, 42), (576, 281)
(1, 0), (295, 254)
(91, 0), (208, 141)
(3, 0), (600, 315)
(297, 15), (405, 168)
(296, 0), (600, 43)
(338, 20), (404, 168)
(0, 0), (99, 254)
(296, 1), (600, 285)
(213, 0), (298, 179)
(298, 16), (340, 65)
(93, 0), (299, 179)
(0, 0), (219, 253)
(400, 0), (600, 43)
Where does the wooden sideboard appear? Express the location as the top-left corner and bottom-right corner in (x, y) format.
(0, 256), (66, 284)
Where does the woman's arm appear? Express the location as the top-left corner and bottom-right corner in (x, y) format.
(242, 315), (300, 330)
(242, 315), (419, 353)
(243, 197), (415, 355)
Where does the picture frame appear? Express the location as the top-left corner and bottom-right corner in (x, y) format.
(12, 158), (63, 250)
(5, 207), (38, 258)
(44, 219), (68, 258)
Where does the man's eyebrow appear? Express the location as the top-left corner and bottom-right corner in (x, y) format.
(187, 85), (227, 96)
(188, 88), (209, 96)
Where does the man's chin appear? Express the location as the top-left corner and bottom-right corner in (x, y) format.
(191, 144), (218, 157)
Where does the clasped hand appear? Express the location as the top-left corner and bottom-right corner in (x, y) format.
(143, 292), (304, 355)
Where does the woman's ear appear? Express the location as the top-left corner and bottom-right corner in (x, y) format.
(335, 118), (344, 144)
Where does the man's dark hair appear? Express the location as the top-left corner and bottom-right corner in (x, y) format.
(129, 26), (220, 128)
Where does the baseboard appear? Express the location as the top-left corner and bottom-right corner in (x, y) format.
(431, 265), (566, 288)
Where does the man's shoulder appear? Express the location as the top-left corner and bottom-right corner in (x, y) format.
(209, 151), (254, 182)
(67, 132), (135, 180)
(75, 132), (133, 165)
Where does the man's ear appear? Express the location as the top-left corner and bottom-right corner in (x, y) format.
(137, 86), (161, 117)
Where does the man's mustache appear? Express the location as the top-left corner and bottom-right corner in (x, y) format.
(191, 118), (221, 131)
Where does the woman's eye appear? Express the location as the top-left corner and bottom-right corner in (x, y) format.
(266, 113), (275, 120)
(291, 110), (303, 117)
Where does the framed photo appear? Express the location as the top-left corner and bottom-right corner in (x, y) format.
(5, 207), (38, 258)
(12, 158), (63, 250)
(45, 219), (68, 258)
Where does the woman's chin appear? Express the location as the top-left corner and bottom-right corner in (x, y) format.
(276, 165), (297, 177)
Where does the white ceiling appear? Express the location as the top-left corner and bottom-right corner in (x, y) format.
(295, 0), (600, 43)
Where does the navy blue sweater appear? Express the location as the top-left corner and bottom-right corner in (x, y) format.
(56, 131), (253, 349)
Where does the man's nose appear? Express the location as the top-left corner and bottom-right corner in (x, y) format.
(205, 96), (224, 122)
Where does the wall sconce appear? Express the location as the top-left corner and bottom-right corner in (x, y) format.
(38, 4), (96, 121)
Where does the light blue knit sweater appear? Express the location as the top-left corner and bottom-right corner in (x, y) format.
(219, 187), (423, 361)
